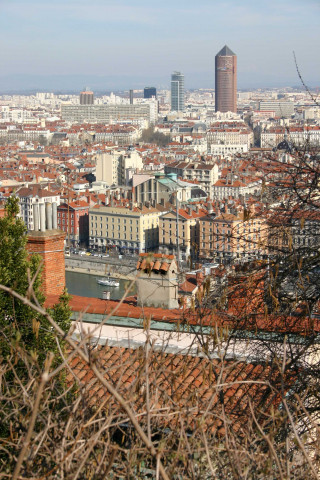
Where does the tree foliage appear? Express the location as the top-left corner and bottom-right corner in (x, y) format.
(0, 196), (71, 367)
(139, 126), (171, 147)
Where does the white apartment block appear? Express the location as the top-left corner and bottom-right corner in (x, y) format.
(207, 127), (253, 152)
(210, 143), (248, 155)
(164, 161), (219, 199)
(0, 107), (35, 124)
(0, 126), (51, 142)
(211, 178), (262, 200)
(95, 148), (144, 186)
(61, 102), (157, 125)
(259, 101), (294, 118)
(94, 125), (141, 146)
(261, 126), (320, 148)
(16, 188), (60, 231)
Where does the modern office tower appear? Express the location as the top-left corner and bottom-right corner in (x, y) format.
(144, 87), (157, 99)
(129, 89), (134, 105)
(215, 45), (237, 113)
(80, 90), (94, 105)
(171, 71), (185, 112)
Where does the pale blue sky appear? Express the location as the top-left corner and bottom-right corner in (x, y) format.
(0, 0), (319, 91)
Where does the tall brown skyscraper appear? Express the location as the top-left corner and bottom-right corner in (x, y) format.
(215, 45), (237, 113)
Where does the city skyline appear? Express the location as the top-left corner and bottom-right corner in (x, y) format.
(0, 0), (319, 92)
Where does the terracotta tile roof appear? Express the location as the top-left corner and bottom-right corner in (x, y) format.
(136, 253), (176, 273)
(179, 274), (198, 293)
(69, 344), (293, 433)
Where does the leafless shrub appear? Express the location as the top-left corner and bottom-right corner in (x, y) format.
(0, 284), (319, 479)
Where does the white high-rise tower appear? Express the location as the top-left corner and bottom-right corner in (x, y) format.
(171, 71), (185, 112)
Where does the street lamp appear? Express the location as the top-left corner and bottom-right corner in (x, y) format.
(63, 167), (71, 249)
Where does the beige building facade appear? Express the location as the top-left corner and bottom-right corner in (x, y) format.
(199, 212), (268, 262)
(159, 206), (207, 259)
(89, 204), (163, 253)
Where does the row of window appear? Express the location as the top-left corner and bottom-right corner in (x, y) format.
(91, 223), (139, 233)
(91, 216), (139, 225)
(58, 219), (74, 226)
(91, 231), (139, 241)
(58, 212), (80, 219)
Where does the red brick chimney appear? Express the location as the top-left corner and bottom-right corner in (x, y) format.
(27, 230), (66, 297)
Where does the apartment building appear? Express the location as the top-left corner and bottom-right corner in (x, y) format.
(268, 210), (320, 257)
(159, 205), (208, 259)
(199, 212), (267, 262)
(95, 147), (143, 186)
(89, 204), (164, 253)
(259, 100), (294, 118)
(94, 124), (141, 146)
(207, 123), (253, 153)
(0, 127), (51, 143)
(212, 177), (262, 200)
(261, 126), (320, 148)
(57, 201), (89, 247)
(210, 143), (248, 156)
(61, 102), (157, 125)
(17, 186), (60, 231)
(133, 172), (207, 206)
(164, 162), (218, 199)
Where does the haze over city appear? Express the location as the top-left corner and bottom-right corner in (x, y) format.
(0, 0), (319, 92)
